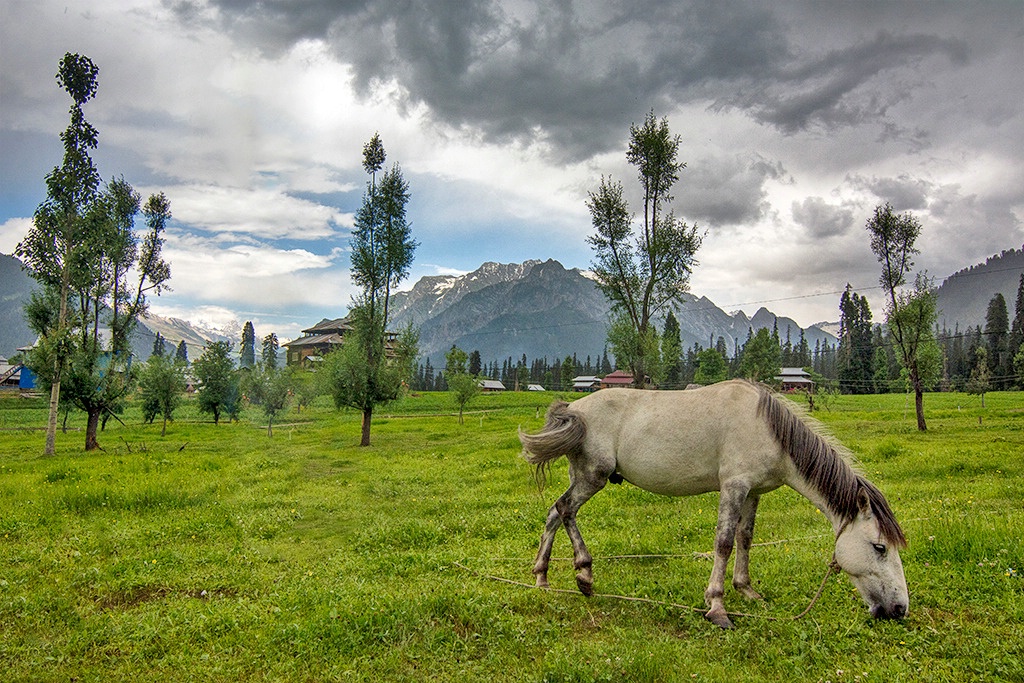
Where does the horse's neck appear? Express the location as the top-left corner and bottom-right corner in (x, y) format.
(785, 470), (846, 536)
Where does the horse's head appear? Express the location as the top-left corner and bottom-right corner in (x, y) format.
(832, 486), (909, 620)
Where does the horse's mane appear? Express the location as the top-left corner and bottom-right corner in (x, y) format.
(755, 384), (906, 548)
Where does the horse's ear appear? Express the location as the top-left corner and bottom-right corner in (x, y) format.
(856, 486), (873, 518)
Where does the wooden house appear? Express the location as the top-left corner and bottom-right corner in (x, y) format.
(283, 316), (399, 368)
(776, 367), (815, 392)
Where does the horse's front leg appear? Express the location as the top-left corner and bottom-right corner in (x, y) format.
(732, 493), (764, 601)
(704, 483), (748, 629)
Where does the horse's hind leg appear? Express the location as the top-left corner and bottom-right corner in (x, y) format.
(732, 493), (763, 601)
(532, 505), (562, 588)
(533, 465), (607, 595)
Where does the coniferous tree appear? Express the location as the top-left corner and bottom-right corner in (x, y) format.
(837, 285), (874, 393)
(175, 340), (189, 365)
(1011, 274), (1024, 388)
(240, 321), (256, 369)
(984, 293), (1010, 389)
(152, 332), (166, 358)
(262, 332), (279, 369)
(694, 348), (728, 385)
(662, 311), (682, 388)
(468, 349), (482, 377)
(739, 327), (781, 383)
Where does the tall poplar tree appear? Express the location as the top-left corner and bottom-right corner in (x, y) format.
(17, 54), (171, 451)
(866, 203), (936, 430)
(322, 133), (418, 446)
(16, 53), (102, 455)
(587, 111), (703, 387)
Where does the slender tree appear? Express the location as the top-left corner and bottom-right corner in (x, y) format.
(587, 111), (703, 387)
(138, 353), (186, 436)
(445, 346), (479, 424)
(245, 366), (291, 437)
(326, 134), (418, 446)
(15, 53), (101, 455)
(965, 346), (991, 407)
(866, 203), (935, 430)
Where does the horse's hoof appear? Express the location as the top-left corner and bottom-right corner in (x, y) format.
(704, 608), (734, 629)
(576, 571), (594, 596)
(736, 586), (763, 601)
(535, 576), (549, 589)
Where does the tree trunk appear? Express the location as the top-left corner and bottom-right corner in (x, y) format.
(267, 414), (274, 438)
(912, 370), (927, 431)
(360, 407), (373, 446)
(161, 415), (168, 437)
(85, 408), (101, 450)
(45, 381), (60, 455)
(45, 256), (72, 456)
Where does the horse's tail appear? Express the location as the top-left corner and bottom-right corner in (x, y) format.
(519, 400), (587, 491)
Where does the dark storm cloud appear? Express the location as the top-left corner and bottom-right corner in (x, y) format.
(681, 154), (787, 227)
(848, 173), (932, 212)
(178, 0), (979, 163)
(169, 1), (789, 160)
(722, 31), (968, 134)
(791, 197), (855, 239)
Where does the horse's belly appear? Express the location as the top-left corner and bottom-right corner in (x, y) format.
(616, 450), (723, 497)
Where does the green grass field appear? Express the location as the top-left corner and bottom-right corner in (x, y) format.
(1, 389), (1021, 682)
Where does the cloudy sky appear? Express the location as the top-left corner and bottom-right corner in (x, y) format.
(2, 0), (1022, 345)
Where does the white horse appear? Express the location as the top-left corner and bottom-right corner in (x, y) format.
(519, 380), (908, 628)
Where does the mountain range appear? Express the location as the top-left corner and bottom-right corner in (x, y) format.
(389, 259), (839, 362)
(0, 253), (231, 361)
(2, 247), (1022, 364)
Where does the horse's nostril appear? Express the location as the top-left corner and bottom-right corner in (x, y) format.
(876, 603), (907, 620)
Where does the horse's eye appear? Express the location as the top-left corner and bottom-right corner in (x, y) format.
(872, 543), (887, 556)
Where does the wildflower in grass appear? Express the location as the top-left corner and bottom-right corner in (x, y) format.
(1007, 568), (1018, 578)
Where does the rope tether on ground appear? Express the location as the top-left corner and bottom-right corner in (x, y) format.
(452, 559), (839, 623)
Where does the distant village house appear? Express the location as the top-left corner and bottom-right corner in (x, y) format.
(776, 367), (815, 392)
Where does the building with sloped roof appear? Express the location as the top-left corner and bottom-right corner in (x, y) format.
(283, 317), (399, 368)
(776, 367), (815, 392)
(600, 369), (635, 389)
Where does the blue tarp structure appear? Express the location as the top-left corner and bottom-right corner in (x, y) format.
(19, 365), (36, 389)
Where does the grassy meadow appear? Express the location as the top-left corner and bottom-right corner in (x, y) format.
(0, 388), (1021, 682)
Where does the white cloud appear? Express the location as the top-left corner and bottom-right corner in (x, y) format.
(158, 184), (347, 239)
(0, 217), (32, 255)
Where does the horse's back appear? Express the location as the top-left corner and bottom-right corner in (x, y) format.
(570, 381), (786, 496)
